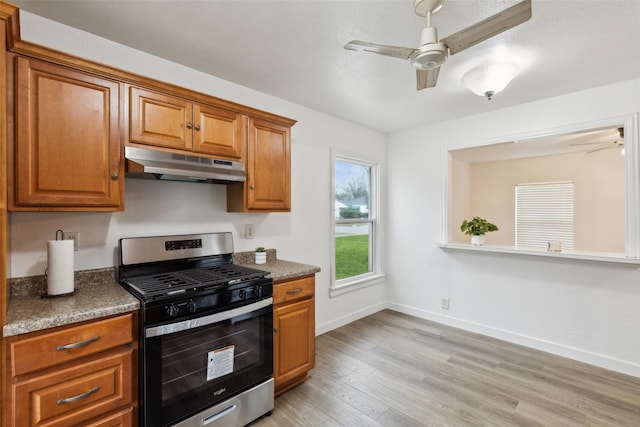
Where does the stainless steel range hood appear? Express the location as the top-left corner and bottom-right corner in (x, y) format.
(125, 147), (245, 183)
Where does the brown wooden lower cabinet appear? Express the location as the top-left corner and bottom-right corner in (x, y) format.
(5, 313), (136, 427)
(83, 407), (133, 427)
(273, 275), (315, 395)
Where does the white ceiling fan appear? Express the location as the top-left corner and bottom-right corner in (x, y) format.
(569, 127), (625, 154)
(344, 0), (532, 90)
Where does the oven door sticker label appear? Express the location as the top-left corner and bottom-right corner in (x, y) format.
(207, 345), (235, 381)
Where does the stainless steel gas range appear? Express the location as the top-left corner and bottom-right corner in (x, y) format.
(118, 232), (274, 427)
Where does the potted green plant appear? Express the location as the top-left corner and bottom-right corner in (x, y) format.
(460, 216), (498, 245)
(255, 246), (266, 264)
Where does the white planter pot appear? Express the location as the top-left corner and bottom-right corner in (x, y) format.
(471, 235), (485, 246)
(255, 252), (266, 264)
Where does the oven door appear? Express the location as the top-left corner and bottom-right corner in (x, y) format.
(142, 297), (273, 427)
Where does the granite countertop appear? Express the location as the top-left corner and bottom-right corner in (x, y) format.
(4, 252), (319, 338)
(233, 249), (320, 282)
(3, 268), (139, 337)
(240, 260), (321, 282)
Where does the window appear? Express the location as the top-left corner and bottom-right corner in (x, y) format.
(516, 182), (575, 250)
(332, 155), (379, 289)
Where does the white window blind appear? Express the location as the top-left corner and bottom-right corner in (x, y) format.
(515, 182), (574, 250)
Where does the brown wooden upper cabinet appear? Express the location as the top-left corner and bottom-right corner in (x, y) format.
(227, 117), (291, 212)
(129, 86), (245, 160)
(10, 56), (123, 211)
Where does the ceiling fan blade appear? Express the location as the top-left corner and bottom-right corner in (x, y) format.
(440, 0), (532, 56)
(587, 145), (620, 154)
(416, 67), (440, 90)
(344, 40), (415, 59)
(569, 141), (613, 146)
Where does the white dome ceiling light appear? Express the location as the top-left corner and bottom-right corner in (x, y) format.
(461, 63), (520, 100)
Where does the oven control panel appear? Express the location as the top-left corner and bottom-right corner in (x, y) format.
(144, 279), (273, 323)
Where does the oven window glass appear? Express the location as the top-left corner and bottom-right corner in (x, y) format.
(162, 313), (261, 403)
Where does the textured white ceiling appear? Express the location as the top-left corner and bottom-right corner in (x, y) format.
(12, 0), (640, 134)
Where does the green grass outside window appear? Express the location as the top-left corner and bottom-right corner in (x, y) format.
(335, 234), (370, 280)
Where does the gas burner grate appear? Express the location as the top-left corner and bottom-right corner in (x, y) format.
(123, 264), (268, 298)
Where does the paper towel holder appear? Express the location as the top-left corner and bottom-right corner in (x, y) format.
(41, 229), (77, 299)
(41, 270), (76, 298)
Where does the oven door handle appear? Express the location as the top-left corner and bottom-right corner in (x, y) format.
(145, 297), (273, 338)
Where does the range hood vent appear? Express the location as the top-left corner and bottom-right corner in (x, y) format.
(125, 147), (245, 184)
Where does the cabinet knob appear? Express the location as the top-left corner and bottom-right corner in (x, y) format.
(250, 184), (255, 190)
(111, 172), (119, 180)
(274, 327), (278, 333)
(186, 122), (193, 129)
(194, 124), (201, 131)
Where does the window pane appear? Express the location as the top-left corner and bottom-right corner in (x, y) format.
(335, 223), (372, 280)
(335, 161), (370, 220)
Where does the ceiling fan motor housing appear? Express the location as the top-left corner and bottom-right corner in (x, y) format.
(411, 42), (447, 70)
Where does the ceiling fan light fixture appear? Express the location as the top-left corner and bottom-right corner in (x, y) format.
(461, 63), (520, 100)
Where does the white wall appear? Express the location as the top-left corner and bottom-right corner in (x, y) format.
(387, 78), (640, 376)
(11, 10), (640, 379)
(7, 12), (387, 333)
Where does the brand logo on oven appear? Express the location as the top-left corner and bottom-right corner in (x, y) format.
(213, 387), (227, 396)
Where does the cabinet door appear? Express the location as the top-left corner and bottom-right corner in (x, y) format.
(11, 350), (132, 427)
(14, 57), (122, 209)
(229, 117), (290, 211)
(129, 86), (193, 150)
(84, 407), (133, 427)
(273, 298), (315, 389)
(194, 104), (245, 160)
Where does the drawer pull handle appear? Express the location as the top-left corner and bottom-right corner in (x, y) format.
(56, 335), (100, 351)
(286, 288), (303, 294)
(57, 386), (100, 405)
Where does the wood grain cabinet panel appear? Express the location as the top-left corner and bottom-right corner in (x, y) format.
(129, 86), (192, 151)
(11, 56), (123, 211)
(11, 350), (132, 427)
(227, 117), (291, 212)
(5, 314), (136, 427)
(273, 275), (315, 395)
(129, 86), (245, 160)
(83, 407), (133, 427)
(194, 104), (246, 159)
(10, 314), (133, 377)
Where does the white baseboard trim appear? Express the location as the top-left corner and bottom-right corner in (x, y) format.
(316, 301), (387, 336)
(387, 302), (640, 378)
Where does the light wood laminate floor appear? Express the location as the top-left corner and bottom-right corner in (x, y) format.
(252, 309), (640, 426)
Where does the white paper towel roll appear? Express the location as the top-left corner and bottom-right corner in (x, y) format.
(47, 240), (75, 296)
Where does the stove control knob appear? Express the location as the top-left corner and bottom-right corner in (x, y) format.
(166, 304), (179, 318)
(238, 290), (247, 300)
(187, 300), (198, 313)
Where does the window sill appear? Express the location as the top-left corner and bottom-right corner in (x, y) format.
(438, 243), (640, 265)
(330, 273), (385, 298)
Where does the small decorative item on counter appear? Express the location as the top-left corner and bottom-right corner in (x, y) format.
(460, 216), (498, 246)
(255, 247), (267, 264)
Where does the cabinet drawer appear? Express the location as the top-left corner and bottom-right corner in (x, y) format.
(11, 314), (133, 376)
(11, 350), (132, 427)
(84, 406), (133, 427)
(273, 276), (314, 305)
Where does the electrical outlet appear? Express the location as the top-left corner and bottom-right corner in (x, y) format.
(63, 231), (79, 251)
(441, 298), (450, 310)
(245, 224), (255, 239)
